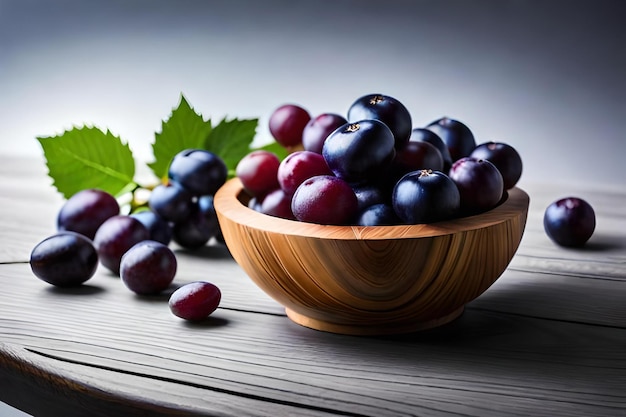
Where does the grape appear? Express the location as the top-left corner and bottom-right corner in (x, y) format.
(30, 232), (98, 287)
(347, 94), (412, 149)
(172, 195), (220, 249)
(355, 204), (401, 226)
(168, 149), (227, 196)
(120, 240), (177, 295)
(57, 189), (119, 239)
(169, 281), (222, 321)
(544, 197), (596, 247)
(322, 120), (396, 184)
(291, 175), (357, 225)
(268, 104), (311, 148)
(302, 113), (348, 154)
(470, 141), (523, 189)
(277, 150), (332, 196)
(409, 128), (453, 172)
(426, 117), (476, 162)
(449, 157), (504, 215)
(260, 188), (295, 220)
(391, 140), (444, 181)
(130, 210), (172, 245)
(149, 182), (194, 223)
(392, 170), (460, 224)
(93, 215), (150, 275)
(352, 181), (390, 212)
(236, 150), (281, 197)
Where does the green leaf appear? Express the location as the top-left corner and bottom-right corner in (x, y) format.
(148, 94), (213, 179)
(37, 126), (136, 199)
(205, 117), (258, 177)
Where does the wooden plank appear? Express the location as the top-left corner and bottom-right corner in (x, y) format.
(1, 309), (624, 417)
(0, 343), (340, 417)
(0, 262), (624, 416)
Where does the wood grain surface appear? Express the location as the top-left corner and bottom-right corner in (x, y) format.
(0, 156), (624, 417)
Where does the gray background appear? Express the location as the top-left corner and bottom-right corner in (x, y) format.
(1, 0), (624, 415)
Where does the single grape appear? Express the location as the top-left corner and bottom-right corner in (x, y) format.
(120, 240), (177, 295)
(291, 175), (358, 225)
(302, 113), (348, 154)
(260, 188), (295, 220)
(277, 150), (332, 196)
(355, 203), (401, 226)
(470, 141), (523, 189)
(149, 182), (194, 223)
(392, 170), (460, 224)
(236, 150), (281, 197)
(347, 94), (412, 149)
(426, 117), (476, 163)
(57, 189), (119, 239)
(322, 120), (396, 184)
(130, 210), (172, 245)
(391, 140), (444, 181)
(168, 149), (227, 196)
(449, 157), (504, 215)
(268, 104), (311, 148)
(30, 232), (98, 287)
(544, 197), (596, 247)
(410, 128), (453, 172)
(172, 195), (220, 249)
(352, 181), (390, 212)
(169, 281), (222, 321)
(93, 215), (150, 275)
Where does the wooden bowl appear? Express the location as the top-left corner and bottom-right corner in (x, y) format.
(214, 178), (529, 335)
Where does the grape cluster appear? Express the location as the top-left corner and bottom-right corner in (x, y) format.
(29, 148), (226, 320)
(238, 94), (524, 226)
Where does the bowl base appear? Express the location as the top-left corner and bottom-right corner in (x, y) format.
(285, 307), (464, 336)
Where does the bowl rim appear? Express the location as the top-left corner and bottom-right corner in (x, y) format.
(214, 178), (530, 240)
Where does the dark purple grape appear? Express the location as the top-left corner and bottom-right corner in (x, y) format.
(149, 182), (194, 223)
(426, 117), (476, 162)
(391, 140), (444, 181)
(291, 175), (357, 225)
(347, 94), (412, 149)
(57, 189), (119, 239)
(168, 149), (227, 196)
(352, 181), (390, 212)
(544, 197), (596, 247)
(302, 113), (348, 154)
(449, 157), (504, 215)
(172, 195), (220, 249)
(277, 150), (332, 196)
(470, 142), (523, 189)
(260, 188), (295, 220)
(322, 120), (396, 184)
(93, 215), (150, 275)
(236, 150), (281, 197)
(269, 104), (311, 148)
(410, 128), (453, 172)
(169, 281), (221, 321)
(130, 210), (172, 245)
(392, 170), (460, 224)
(355, 204), (401, 226)
(120, 240), (177, 295)
(30, 232), (98, 287)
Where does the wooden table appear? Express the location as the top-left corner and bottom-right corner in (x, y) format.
(0, 156), (624, 417)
